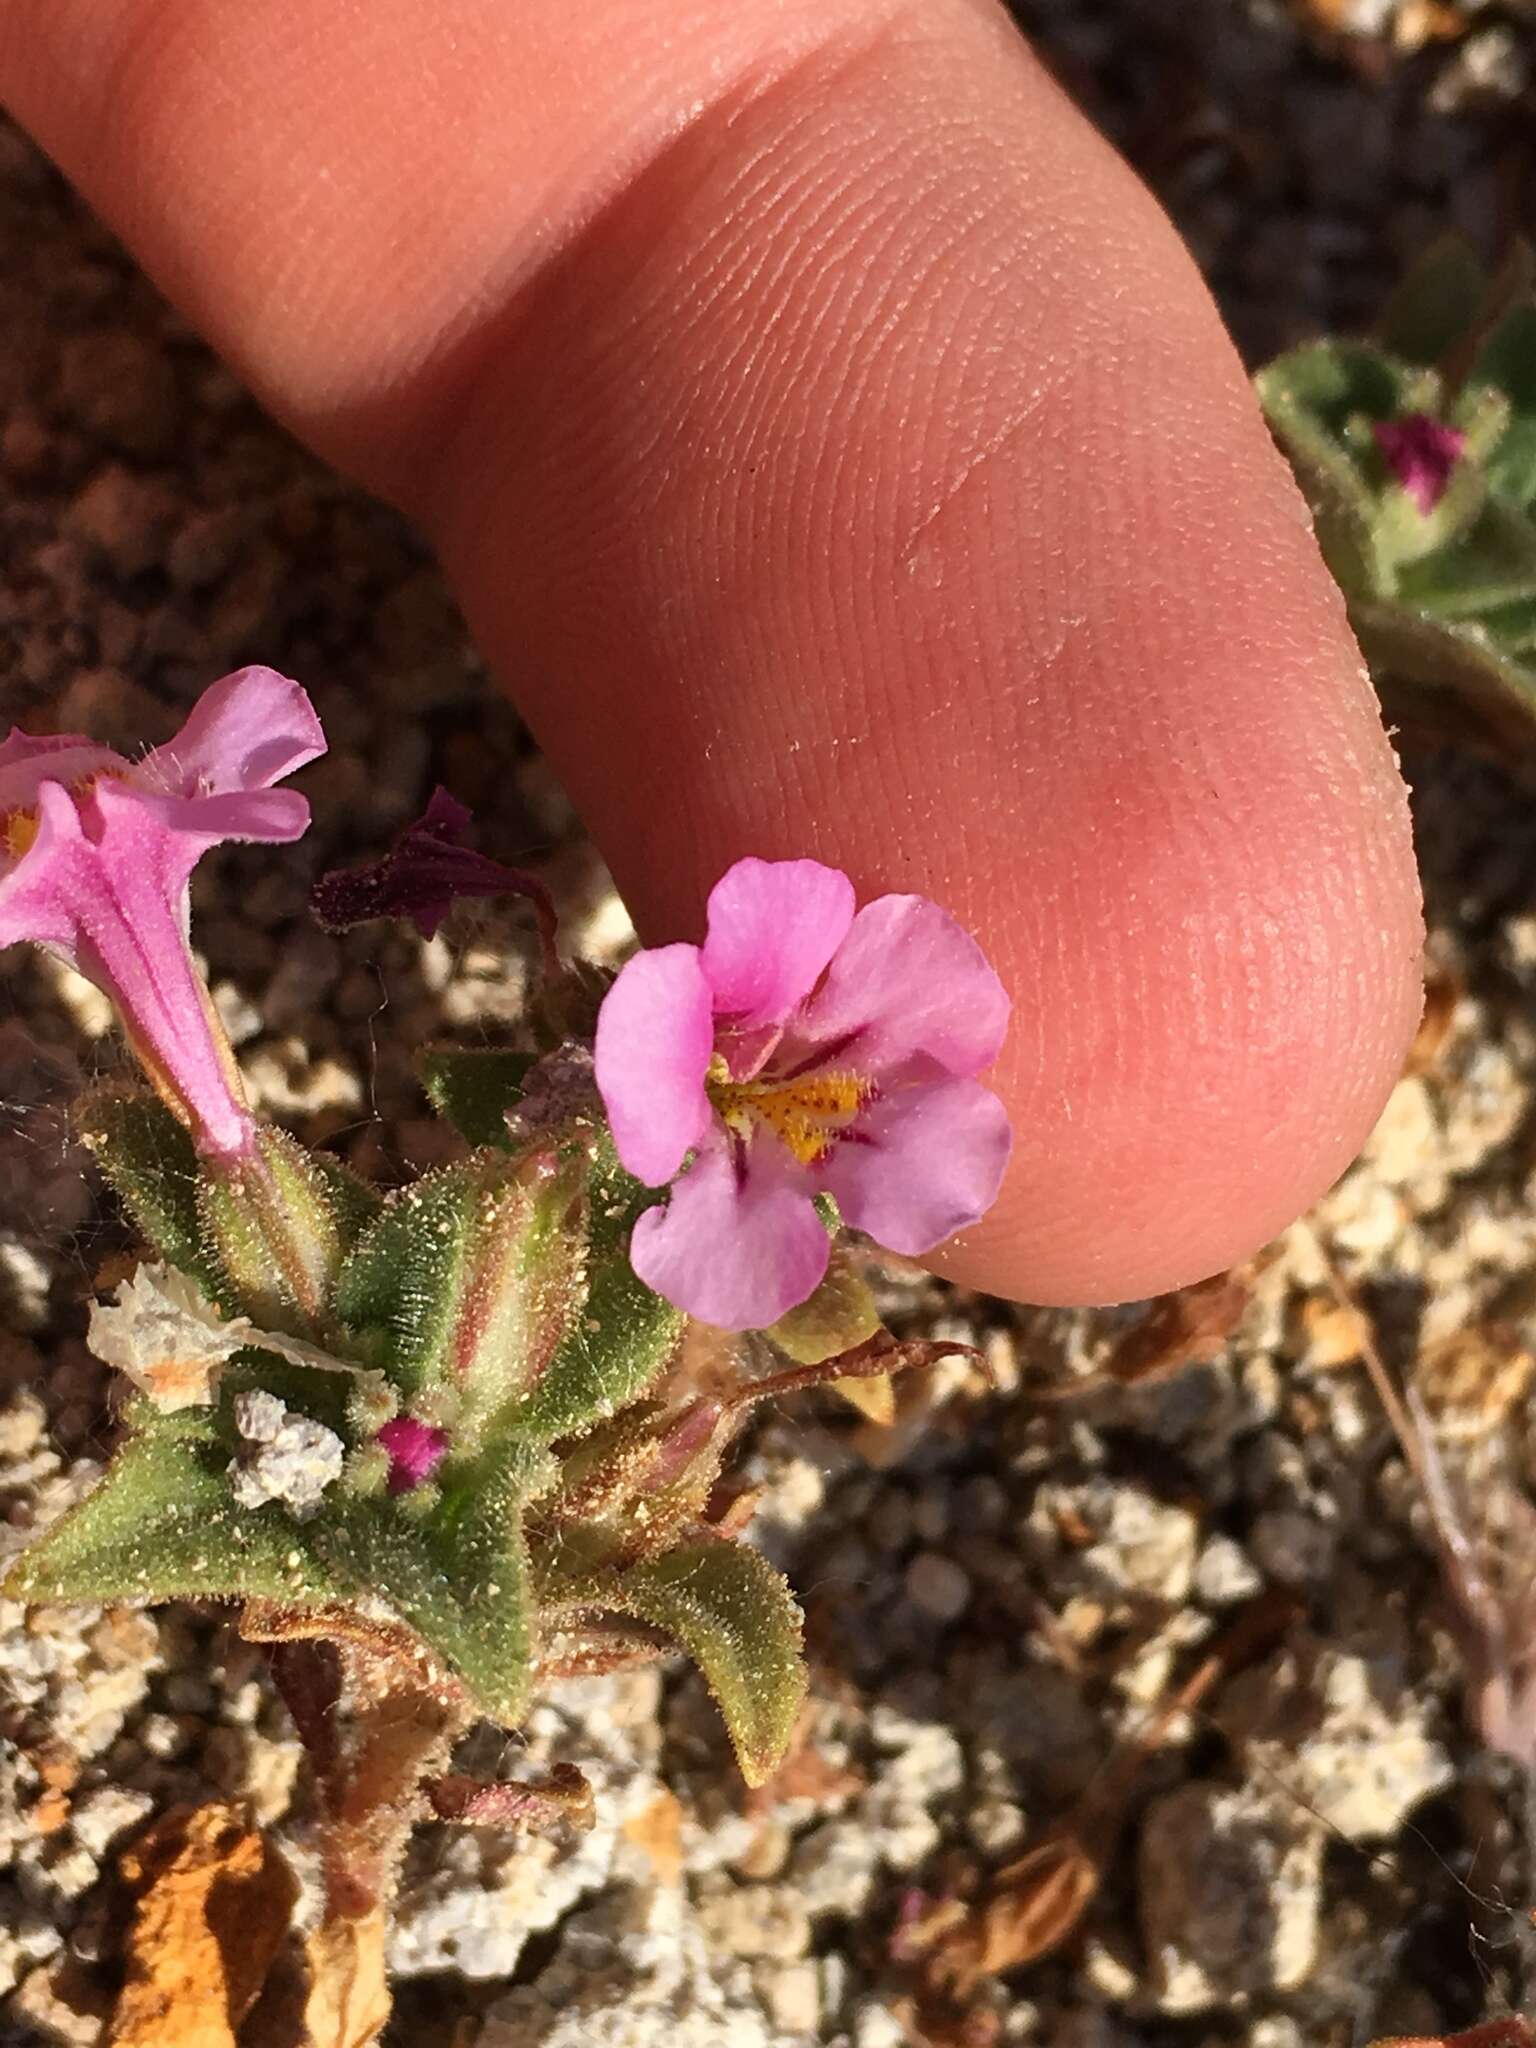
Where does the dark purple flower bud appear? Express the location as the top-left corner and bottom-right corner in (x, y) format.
(1374, 413), (1467, 516)
(312, 785), (559, 968)
(376, 1415), (450, 1493)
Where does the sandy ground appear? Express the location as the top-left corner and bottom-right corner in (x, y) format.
(2, 4), (1536, 2042)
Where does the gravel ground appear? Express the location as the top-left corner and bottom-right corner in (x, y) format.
(4, 5), (1536, 2044)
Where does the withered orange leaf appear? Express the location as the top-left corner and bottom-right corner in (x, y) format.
(109, 1802), (297, 2048)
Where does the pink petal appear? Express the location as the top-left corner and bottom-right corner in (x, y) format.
(700, 857), (856, 1033)
(800, 895), (1010, 1078)
(131, 786), (314, 847)
(138, 666), (325, 798)
(594, 943), (715, 1185)
(820, 1077), (1011, 1255)
(629, 1133), (830, 1328)
(2, 785), (254, 1157)
(0, 779), (87, 950)
(0, 732), (119, 817)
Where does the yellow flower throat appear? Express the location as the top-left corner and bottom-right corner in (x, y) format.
(2, 808), (39, 860)
(708, 1059), (873, 1167)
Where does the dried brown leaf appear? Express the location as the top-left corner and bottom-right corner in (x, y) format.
(109, 1802), (297, 2048)
(428, 1761), (595, 1834)
(890, 1993), (1003, 2048)
(303, 1909), (391, 2048)
(1039, 1270), (1250, 1399)
(919, 1833), (1101, 1997)
(1103, 1271), (1250, 1387)
(1414, 1326), (1536, 1441)
(1405, 968), (1462, 1075)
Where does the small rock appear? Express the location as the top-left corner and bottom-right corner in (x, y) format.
(1192, 1535), (1263, 1607)
(851, 2005), (908, 2048)
(1082, 1931), (1140, 2002)
(1034, 1480), (1199, 1605)
(58, 331), (178, 456)
(2, 410), (53, 481)
(0, 1395), (47, 1463)
(1362, 1076), (1440, 1190)
(1138, 1780), (1324, 2013)
(166, 506), (244, 589)
(753, 1958), (820, 2035)
(905, 1551), (971, 1623)
(16, 1842), (98, 1917)
(8, 1958), (111, 2046)
(54, 667), (166, 751)
(1249, 1508), (1337, 1588)
(69, 1785), (154, 1859)
(1250, 2019), (1305, 2048)
(696, 1883), (810, 1961)
(66, 465), (173, 576)
(729, 1820), (791, 1883)
(967, 1797), (1027, 1857)
(1226, 1646), (1452, 1839)
(137, 1714), (194, 1763)
(912, 1491), (949, 1545)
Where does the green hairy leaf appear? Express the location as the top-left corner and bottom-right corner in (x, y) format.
(516, 1140), (681, 1441)
(419, 1047), (535, 1150)
(333, 1149), (581, 1435)
(199, 1125), (369, 1337)
(315, 1436), (552, 1720)
(1350, 602), (1536, 750)
(74, 1087), (224, 1296)
(5, 1416), (343, 1610)
(592, 1541), (807, 1788)
(1395, 500), (1536, 619)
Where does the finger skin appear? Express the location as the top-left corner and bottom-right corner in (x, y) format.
(0, 0), (1423, 1304)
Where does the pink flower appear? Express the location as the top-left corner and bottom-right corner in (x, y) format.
(593, 858), (1011, 1329)
(1374, 413), (1467, 516)
(0, 667), (324, 1159)
(376, 1415), (450, 1493)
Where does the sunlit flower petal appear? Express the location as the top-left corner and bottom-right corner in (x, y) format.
(799, 894), (1010, 1078)
(0, 667), (325, 1158)
(819, 1077), (1012, 1255)
(594, 857), (1012, 1326)
(700, 857), (855, 1034)
(140, 664), (325, 797)
(594, 942), (715, 1185)
(629, 1132), (830, 1330)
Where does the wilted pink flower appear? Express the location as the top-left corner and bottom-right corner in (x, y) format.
(376, 1415), (450, 1493)
(311, 785), (559, 971)
(0, 667), (323, 1159)
(594, 858), (1011, 1329)
(1374, 413), (1467, 515)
